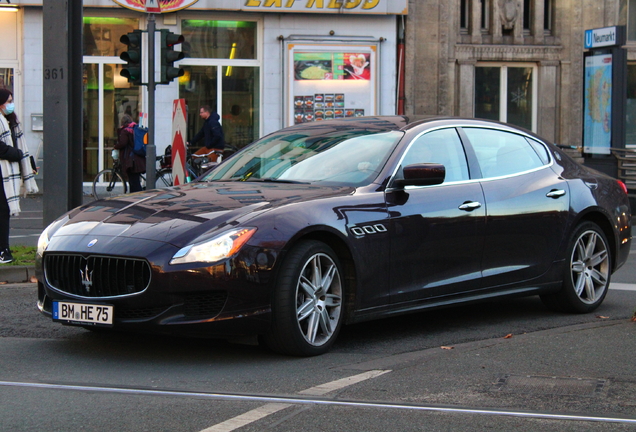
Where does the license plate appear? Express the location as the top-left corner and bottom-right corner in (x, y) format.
(53, 301), (113, 326)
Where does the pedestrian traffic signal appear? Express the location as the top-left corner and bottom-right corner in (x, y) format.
(120, 30), (143, 85)
(160, 29), (185, 84)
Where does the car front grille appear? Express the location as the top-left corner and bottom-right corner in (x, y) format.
(44, 254), (151, 298)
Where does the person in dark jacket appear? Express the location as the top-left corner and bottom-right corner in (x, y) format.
(114, 114), (145, 193)
(189, 105), (225, 161)
(0, 88), (39, 263)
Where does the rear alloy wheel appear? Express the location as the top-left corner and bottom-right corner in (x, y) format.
(541, 221), (611, 313)
(265, 240), (344, 356)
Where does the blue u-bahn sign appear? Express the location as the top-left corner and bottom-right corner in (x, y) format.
(584, 26), (626, 49)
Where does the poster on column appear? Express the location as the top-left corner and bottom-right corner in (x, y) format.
(583, 53), (613, 154)
(288, 44), (377, 126)
(172, 99), (187, 185)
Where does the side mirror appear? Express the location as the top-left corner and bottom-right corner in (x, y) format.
(393, 163), (445, 187)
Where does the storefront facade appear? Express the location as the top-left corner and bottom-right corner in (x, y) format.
(7, 0), (404, 187)
(7, 0), (636, 190)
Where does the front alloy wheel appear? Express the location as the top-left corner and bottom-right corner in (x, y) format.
(265, 240), (344, 356)
(295, 252), (343, 347)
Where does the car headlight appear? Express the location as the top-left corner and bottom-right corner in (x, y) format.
(36, 225), (51, 257)
(170, 227), (257, 265)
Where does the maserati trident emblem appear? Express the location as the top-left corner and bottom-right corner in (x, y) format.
(87, 239), (98, 247)
(80, 264), (93, 293)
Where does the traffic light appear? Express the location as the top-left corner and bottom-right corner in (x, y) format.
(160, 29), (185, 84)
(120, 30), (143, 85)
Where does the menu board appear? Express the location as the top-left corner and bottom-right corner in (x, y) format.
(288, 45), (377, 126)
(294, 52), (372, 81)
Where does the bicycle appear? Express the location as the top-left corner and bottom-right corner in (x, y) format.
(92, 156), (173, 200)
(162, 144), (236, 185)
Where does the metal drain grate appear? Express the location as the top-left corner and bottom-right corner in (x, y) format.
(491, 374), (607, 397)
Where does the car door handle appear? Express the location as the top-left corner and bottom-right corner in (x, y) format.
(458, 201), (482, 211)
(546, 189), (566, 198)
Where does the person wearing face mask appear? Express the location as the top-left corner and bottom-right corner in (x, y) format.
(0, 89), (39, 263)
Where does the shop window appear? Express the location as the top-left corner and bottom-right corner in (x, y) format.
(475, 64), (536, 132)
(181, 20), (257, 60)
(83, 17), (139, 57)
(178, 66), (260, 150)
(0, 68), (13, 93)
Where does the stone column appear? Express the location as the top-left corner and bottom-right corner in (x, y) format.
(532, 0), (545, 45)
(537, 61), (559, 142)
(471, 0), (482, 44)
(457, 60), (476, 117)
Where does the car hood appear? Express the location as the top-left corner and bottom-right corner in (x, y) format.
(49, 182), (353, 247)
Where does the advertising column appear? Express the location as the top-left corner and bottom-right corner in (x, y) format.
(583, 26), (627, 155)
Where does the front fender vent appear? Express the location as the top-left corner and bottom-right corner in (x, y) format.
(44, 254), (151, 298)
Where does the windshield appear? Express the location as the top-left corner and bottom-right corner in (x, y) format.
(203, 129), (404, 186)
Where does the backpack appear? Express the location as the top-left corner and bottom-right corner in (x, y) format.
(132, 124), (148, 157)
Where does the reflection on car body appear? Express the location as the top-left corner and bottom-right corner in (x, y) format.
(36, 116), (632, 356)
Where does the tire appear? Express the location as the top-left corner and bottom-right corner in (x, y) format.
(264, 240), (345, 356)
(93, 169), (127, 200)
(156, 168), (173, 187)
(540, 221), (611, 313)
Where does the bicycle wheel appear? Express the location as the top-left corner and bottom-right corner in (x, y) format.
(156, 168), (173, 187)
(92, 169), (127, 200)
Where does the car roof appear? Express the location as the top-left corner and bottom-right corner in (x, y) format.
(283, 115), (525, 133)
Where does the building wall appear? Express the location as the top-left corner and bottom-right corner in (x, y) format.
(404, 0), (631, 149)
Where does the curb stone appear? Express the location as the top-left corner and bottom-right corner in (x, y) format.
(0, 266), (35, 284)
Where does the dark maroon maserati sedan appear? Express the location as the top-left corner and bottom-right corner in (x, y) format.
(37, 116), (632, 356)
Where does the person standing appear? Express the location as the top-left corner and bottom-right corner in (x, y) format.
(0, 89), (39, 263)
(114, 114), (145, 193)
(189, 105), (225, 161)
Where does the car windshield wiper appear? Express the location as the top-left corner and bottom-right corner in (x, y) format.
(244, 178), (310, 184)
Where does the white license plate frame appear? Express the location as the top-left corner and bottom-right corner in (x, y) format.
(52, 301), (114, 326)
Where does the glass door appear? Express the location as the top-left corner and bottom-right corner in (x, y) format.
(83, 60), (141, 182)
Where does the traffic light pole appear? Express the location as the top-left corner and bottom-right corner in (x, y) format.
(146, 14), (157, 189)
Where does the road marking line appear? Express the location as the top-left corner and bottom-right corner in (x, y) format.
(299, 369), (391, 396)
(199, 403), (292, 432)
(200, 369), (391, 431)
(610, 283), (636, 291)
(1, 380), (635, 425)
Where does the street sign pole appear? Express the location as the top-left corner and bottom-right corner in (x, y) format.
(42, 0), (83, 225)
(146, 14), (157, 189)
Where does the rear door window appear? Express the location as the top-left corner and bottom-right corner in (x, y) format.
(463, 128), (545, 178)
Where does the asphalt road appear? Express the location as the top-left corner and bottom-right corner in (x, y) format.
(1, 285), (636, 430)
(2, 195), (636, 431)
